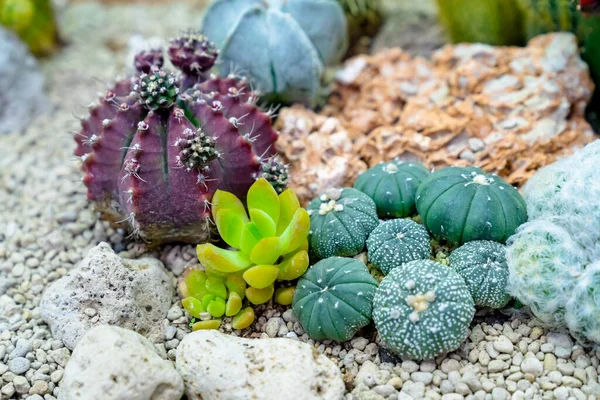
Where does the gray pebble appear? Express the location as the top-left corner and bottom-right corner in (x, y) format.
(8, 357), (30, 374)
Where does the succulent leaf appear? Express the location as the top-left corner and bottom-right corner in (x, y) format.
(225, 274), (247, 299)
(192, 319), (221, 330)
(277, 250), (310, 281)
(247, 178), (280, 226)
(277, 188), (301, 235)
(215, 209), (247, 249)
(279, 208), (311, 254)
(179, 268), (208, 299)
(243, 265), (280, 289)
(226, 292), (243, 316)
(240, 222), (262, 255)
(196, 244), (252, 273)
(274, 287), (295, 305)
(246, 284), (275, 305)
(232, 307), (255, 330)
(249, 237), (281, 265)
(249, 208), (277, 238)
(211, 189), (249, 223)
(181, 297), (205, 318)
(205, 275), (228, 299)
(207, 297), (226, 318)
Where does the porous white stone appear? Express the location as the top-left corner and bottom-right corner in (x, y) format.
(40, 243), (172, 349)
(59, 325), (183, 400)
(176, 330), (345, 400)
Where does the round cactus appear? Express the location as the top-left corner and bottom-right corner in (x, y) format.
(73, 35), (278, 245)
(307, 188), (379, 260)
(354, 160), (430, 218)
(134, 49), (165, 74)
(366, 219), (431, 275)
(449, 240), (511, 309)
(293, 257), (378, 342)
(258, 157), (289, 195)
(168, 32), (219, 89)
(202, 0), (348, 106)
(565, 262), (600, 345)
(416, 166), (528, 245)
(373, 260), (475, 360)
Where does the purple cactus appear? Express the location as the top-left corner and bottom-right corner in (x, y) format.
(134, 49), (164, 73)
(168, 32), (219, 90)
(74, 35), (278, 245)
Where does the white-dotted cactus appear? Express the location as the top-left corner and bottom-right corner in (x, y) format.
(507, 140), (600, 345)
(373, 260), (475, 360)
(366, 218), (431, 275)
(449, 240), (511, 309)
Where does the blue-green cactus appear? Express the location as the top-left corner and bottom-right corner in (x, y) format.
(202, 0), (348, 107)
(366, 219), (431, 275)
(449, 240), (511, 309)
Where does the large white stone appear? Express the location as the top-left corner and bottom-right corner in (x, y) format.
(176, 330), (345, 400)
(40, 242), (172, 349)
(59, 325), (183, 400)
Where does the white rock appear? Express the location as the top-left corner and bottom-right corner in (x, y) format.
(0, 27), (47, 135)
(355, 361), (380, 387)
(521, 356), (543, 376)
(176, 330), (344, 400)
(59, 325), (182, 400)
(40, 243), (172, 349)
(493, 336), (513, 354)
(491, 387), (510, 400)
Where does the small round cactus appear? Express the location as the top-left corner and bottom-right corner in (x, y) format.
(373, 260), (475, 360)
(366, 219), (431, 275)
(416, 166), (528, 245)
(293, 257), (378, 342)
(202, 0), (348, 106)
(307, 188), (379, 260)
(168, 32), (218, 89)
(133, 68), (179, 110)
(134, 49), (165, 73)
(258, 157), (289, 194)
(354, 160), (430, 218)
(449, 240), (511, 309)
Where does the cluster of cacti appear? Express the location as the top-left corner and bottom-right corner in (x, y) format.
(507, 140), (600, 345)
(180, 179), (310, 330)
(416, 167), (528, 245)
(0, 0), (59, 56)
(74, 33), (280, 245)
(201, 0), (348, 107)
(449, 241), (511, 309)
(307, 188), (379, 260)
(338, 0), (384, 55)
(373, 260), (475, 360)
(293, 257), (378, 341)
(354, 161), (430, 218)
(366, 219), (431, 275)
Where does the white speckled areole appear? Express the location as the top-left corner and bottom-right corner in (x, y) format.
(373, 260), (475, 360)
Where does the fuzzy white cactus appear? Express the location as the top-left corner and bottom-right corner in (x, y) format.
(507, 140), (600, 345)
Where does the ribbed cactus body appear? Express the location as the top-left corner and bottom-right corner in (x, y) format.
(518, 0), (583, 40)
(75, 37), (278, 245)
(202, 0), (348, 106)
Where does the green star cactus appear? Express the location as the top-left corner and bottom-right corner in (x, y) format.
(202, 0), (348, 106)
(449, 240), (511, 309)
(180, 178), (311, 329)
(373, 260), (475, 360)
(307, 188), (379, 260)
(354, 160), (430, 218)
(293, 256), (378, 342)
(0, 0), (60, 56)
(416, 167), (528, 245)
(74, 34), (280, 245)
(366, 219), (432, 275)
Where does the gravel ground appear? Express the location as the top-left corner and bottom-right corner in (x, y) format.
(0, 2), (599, 400)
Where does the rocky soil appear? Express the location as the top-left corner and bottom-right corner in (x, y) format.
(0, 1), (599, 400)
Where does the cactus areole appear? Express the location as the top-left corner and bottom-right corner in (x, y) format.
(74, 34), (279, 245)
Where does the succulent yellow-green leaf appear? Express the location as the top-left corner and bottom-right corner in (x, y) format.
(275, 287), (295, 305)
(192, 319), (221, 330)
(232, 307), (255, 330)
(197, 244), (252, 273)
(277, 189), (301, 234)
(243, 265), (280, 289)
(249, 237), (281, 265)
(215, 209), (246, 248)
(226, 292), (243, 316)
(249, 209), (277, 238)
(179, 268), (208, 299)
(280, 208), (310, 254)
(211, 189), (248, 222)
(207, 297), (226, 318)
(226, 274), (246, 299)
(277, 250), (310, 281)
(240, 222), (262, 255)
(181, 297), (205, 318)
(201, 294), (216, 309)
(205, 275), (227, 299)
(246, 284), (275, 305)
(248, 178), (280, 226)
